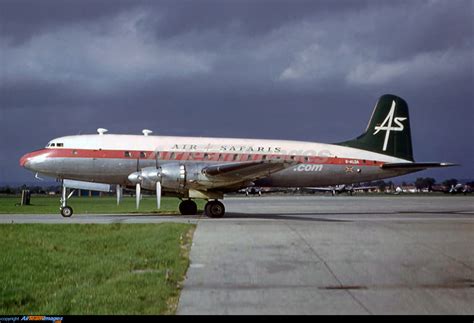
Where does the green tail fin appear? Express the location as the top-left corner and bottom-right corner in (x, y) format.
(337, 94), (414, 161)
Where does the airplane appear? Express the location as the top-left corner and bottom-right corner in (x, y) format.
(19, 94), (456, 218)
(444, 184), (471, 195)
(240, 187), (262, 196)
(303, 184), (378, 196)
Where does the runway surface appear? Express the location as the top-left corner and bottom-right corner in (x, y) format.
(1, 195), (473, 314)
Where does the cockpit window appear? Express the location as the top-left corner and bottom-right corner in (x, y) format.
(50, 143), (56, 147)
(56, 143), (64, 147)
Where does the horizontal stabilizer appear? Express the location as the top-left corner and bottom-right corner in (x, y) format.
(381, 162), (458, 170)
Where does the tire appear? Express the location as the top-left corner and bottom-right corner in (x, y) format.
(60, 206), (73, 217)
(205, 201), (225, 218)
(179, 200), (198, 215)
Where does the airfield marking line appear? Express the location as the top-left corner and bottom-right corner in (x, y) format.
(284, 221), (373, 315)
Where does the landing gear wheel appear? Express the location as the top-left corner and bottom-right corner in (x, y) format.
(205, 200), (225, 218)
(60, 206), (73, 217)
(179, 200), (198, 215)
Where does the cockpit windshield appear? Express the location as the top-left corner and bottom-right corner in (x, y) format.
(46, 142), (63, 148)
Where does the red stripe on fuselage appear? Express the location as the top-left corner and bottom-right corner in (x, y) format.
(36, 148), (384, 166)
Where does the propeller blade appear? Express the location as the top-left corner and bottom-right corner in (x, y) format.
(136, 183), (141, 209)
(116, 184), (122, 206)
(156, 182), (161, 209)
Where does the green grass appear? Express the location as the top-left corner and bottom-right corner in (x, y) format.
(0, 196), (206, 214)
(0, 223), (195, 314)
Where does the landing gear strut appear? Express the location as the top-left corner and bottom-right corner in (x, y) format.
(179, 199), (198, 215)
(59, 181), (74, 217)
(205, 200), (225, 218)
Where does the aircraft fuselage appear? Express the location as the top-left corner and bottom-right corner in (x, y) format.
(20, 134), (413, 190)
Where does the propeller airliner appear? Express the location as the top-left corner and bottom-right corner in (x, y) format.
(20, 94), (456, 217)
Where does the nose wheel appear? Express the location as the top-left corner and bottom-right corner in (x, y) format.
(60, 206), (73, 217)
(205, 200), (225, 218)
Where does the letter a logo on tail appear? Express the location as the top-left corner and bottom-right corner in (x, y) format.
(373, 100), (407, 151)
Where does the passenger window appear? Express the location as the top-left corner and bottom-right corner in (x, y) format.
(140, 151), (147, 158)
(247, 155), (253, 161)
(218, 154), (224, 161)
(233, 154), (238, 161)
(170, 152), (175, 160)
(304, 156), (309, 162)
(262, 155), (267, 161)
(124, 151), (132, 157)
(204, 153), (209, 160)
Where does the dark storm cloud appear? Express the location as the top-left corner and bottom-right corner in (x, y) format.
(0, 0), (376, 43)
(147, 0), (377, 38)
(0, 0), (136, 45)
(0, 0), (473, 183)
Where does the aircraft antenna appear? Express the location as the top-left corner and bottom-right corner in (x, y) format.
(97, 128), (108, 135)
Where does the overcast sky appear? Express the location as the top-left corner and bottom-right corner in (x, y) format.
(1, 0), (473, 184)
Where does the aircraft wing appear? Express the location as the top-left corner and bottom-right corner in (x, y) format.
(203, 160), (297, 182)
(381, 162), (457, 170)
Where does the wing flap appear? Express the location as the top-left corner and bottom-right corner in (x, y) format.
(203, 160), (297, 180)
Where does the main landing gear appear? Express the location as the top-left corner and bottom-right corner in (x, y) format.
(204, 200), (225, 218)
(179, 199), (198, 215)
(178, 199), (226, 218)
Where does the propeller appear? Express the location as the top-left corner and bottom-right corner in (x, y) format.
(156, 151), (161, 209)
(156, 181), (161, 209)
(116, 184), (122, 206)
(128, 149), (162, 210)
(135, 157), (141, 210)
(136, 183), (141, 209)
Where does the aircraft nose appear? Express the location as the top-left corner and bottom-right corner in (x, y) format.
(19, 149), (48, 170)
(19, 152), (33, 168)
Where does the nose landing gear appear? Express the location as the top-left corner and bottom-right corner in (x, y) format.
(60, 206), (73, 217)
(59, 181), (75, 217)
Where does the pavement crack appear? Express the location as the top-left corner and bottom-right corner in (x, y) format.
(380, 222), (474, 271)
(285, 222), (373, 315)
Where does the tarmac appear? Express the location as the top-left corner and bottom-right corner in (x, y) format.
(1, 195), (473, 314)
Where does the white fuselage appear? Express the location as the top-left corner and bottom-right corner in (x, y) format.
(21, 134), (413, 190)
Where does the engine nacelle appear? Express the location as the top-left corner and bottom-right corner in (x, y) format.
(128, 164), (187, 192)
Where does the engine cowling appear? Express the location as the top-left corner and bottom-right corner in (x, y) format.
(128, 164), (186, 192)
